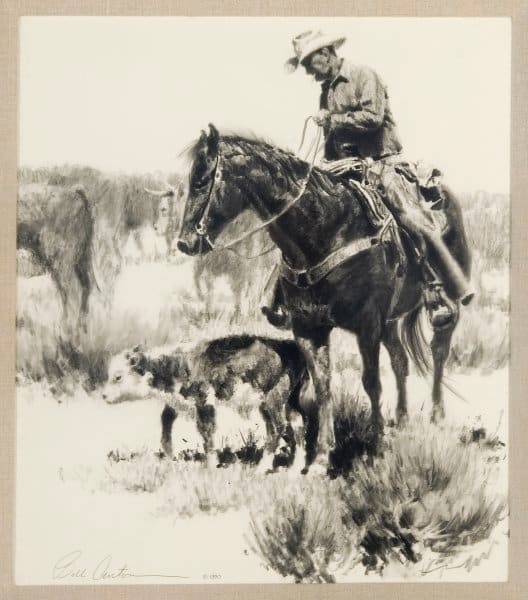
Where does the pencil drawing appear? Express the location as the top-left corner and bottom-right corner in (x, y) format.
(16, 19), (509, 584)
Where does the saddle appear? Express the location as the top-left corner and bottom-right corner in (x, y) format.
(279, 163), (408, 291)
(320, 156), (449, 244)
(317, 157), (460, 324)
(318, 158), (409, 271)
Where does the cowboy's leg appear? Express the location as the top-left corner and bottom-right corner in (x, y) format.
(378, 165), (473, 304)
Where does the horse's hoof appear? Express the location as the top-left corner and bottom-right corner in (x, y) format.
(158, 443), (174, 460)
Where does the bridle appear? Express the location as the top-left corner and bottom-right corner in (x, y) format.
(192, 120), (323, 254)
(194, 153), (223, 250)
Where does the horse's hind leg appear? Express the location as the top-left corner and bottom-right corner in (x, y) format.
(258, 376), (297, 473)
(431, 310), (458, 423)
(382, 320), (409, 425)
(357, 322), (384, 437)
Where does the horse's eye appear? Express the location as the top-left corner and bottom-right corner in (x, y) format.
(114, 374), (122, 383)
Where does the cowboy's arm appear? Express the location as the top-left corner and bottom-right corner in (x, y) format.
(330, 68), (386, 132)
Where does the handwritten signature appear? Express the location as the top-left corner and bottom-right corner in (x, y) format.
(52, 550), (189, 581)
(420, 540), (499, 575)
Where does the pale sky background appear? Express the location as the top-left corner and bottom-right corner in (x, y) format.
(19, 17), (511, 194)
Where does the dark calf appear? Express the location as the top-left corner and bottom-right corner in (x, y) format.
(103, 336), (310, 469)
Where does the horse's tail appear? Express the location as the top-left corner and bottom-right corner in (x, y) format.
(399, 305), (431, 376)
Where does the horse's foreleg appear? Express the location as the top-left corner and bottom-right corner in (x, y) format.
(295, 333), (333, 473)
(358, 328), (384, 436)
(431, 314), (457, 423)
(382, 321), (409, 425)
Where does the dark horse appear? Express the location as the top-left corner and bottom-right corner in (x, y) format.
(177, 124), (471, 474)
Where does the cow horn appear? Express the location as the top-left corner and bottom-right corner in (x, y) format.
(143, 184), (176, 198)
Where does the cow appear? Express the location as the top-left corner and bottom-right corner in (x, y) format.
(17, 168), (176, 325)
(148, 184), (278, 315)
(17, 183), (97, 329)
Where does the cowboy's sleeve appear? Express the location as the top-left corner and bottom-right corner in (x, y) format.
(330, 67), (386, 132)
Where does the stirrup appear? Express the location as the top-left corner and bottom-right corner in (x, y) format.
(423, 281), (456, 328)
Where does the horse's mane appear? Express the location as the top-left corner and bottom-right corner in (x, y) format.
(182, 129), (305, 171)
(181, 128), (349, 200)
(181, 129), (276, 160)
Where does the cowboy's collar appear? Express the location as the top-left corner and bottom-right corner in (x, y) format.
(322, 59), (349, 91)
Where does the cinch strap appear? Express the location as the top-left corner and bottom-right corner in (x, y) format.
(280, 216), (394, 289)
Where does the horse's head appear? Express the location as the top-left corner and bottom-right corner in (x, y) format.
(177, 124), (246, 256)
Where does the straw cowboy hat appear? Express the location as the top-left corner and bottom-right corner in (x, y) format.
(285, 30), (346, 73)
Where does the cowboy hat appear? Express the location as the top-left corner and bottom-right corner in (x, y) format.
(285, 30), (346, 73)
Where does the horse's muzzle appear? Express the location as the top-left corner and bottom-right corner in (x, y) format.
(177, 240), (194, 255)
(177, 238), (207, 256)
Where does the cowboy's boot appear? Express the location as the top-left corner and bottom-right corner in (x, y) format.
(423, 231), (474, 306)
(261, 305), (291, 329)
(261, 281), (291, 329)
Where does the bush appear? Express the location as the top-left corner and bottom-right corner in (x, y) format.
(249, 415), (506, 580)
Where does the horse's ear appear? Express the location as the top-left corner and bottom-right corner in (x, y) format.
(198, 129), (207, 151)
(207, 123), (220, 156)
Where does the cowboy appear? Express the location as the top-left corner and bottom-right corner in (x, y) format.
(262, 30), (473, 329)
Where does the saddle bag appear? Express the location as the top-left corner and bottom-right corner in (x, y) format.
(395, 160), (445, 206)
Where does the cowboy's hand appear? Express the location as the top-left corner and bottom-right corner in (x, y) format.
(312, 109), (330, 127)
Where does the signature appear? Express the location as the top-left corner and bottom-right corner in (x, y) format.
(52, 550), (189, 581)
(420, 540), (499, 575)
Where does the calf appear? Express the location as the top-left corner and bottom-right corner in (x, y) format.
(102, 335), (310, 470)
